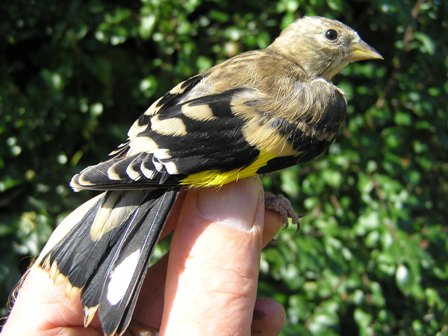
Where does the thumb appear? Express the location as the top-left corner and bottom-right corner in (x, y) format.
(161, 177), (265, 335)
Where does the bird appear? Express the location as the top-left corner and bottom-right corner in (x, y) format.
(36, 16), (382, 336)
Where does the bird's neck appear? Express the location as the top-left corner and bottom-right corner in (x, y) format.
(267, 43), (341, 81)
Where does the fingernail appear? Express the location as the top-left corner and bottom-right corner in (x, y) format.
(127, 320), (159, 335)
(197, 177), (262, 231)
(253, 308), (266, 320)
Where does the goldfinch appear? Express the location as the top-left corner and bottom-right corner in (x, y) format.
(37, 16), (382, 336)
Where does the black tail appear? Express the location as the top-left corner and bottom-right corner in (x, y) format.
(38, 189), (178, 336)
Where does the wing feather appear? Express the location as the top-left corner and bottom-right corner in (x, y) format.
(71, 88), (269, 191)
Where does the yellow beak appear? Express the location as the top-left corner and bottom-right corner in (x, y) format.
(348, 39), (383, 62)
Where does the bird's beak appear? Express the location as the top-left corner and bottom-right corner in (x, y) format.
(348, 39), (383, 62)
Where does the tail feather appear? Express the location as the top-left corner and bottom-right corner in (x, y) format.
(37, 193), (106, 265)
(49, 203), (104, 288)
(99, 190), (178, 335)
(37, 189), (178, 336)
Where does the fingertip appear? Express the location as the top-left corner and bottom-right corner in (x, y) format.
(262, 210), (283, 247)
(252, 298), (286, 335)
(196, 177), (264, 232)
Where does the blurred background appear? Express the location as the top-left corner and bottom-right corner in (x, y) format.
(0, 0), (447, 335)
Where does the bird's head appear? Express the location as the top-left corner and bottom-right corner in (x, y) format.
(269, 16), (383, 80)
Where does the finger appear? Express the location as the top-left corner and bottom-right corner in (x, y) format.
(252, 297), (286, 335)
(132, 189), (284, 331)
(262, 209), (283, 247)
(158, 191), (187, 238)
(124, 320), (159, 336)
(2, 267), (101, 335)
(161, 177), (265, 335)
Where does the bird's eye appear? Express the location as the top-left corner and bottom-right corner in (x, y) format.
(325, 29), (338, 41)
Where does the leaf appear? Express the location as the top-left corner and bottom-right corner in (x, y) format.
(413, 32), (436, 55)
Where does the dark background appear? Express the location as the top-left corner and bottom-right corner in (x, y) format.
(1, 0), (447, 334)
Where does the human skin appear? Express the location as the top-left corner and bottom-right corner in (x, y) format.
(2, 177), (286, 336)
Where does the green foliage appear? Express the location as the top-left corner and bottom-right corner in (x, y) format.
(1, 0), (447, 335)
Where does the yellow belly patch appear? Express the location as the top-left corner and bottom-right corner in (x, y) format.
(180, 151), (276, 188)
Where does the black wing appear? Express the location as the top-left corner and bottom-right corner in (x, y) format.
(71, 87), (268, 191)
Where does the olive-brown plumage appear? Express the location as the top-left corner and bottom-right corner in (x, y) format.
(36, 16), (382, 336)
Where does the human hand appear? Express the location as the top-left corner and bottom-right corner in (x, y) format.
(2, 177), (286, 335)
